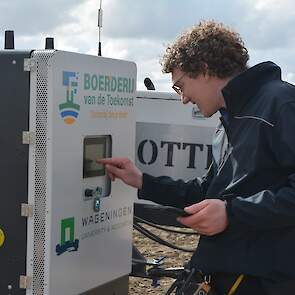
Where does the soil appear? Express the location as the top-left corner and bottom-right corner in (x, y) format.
(129, 225), (199, 294)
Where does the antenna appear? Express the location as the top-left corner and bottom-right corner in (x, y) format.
(98, 0), (103, 56)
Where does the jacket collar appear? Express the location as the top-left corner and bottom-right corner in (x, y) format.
(221, 61), (282, 117)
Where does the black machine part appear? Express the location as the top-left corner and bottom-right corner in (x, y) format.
(45, 37), (54, 50)
(144, 77), (155, 90)
(134, 203), (191, 227)
(4, 30), (14, 49)
(0, 50), (31, 294)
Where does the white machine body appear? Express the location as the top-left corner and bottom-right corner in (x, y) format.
(26, 50), (136, 295)
(135, 91), (219, 181)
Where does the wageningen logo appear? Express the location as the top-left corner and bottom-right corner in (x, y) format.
(56, 217), (79, 256)
(59, 71), (80, 125)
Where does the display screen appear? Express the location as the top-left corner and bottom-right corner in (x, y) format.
(83, 137), (107, 178)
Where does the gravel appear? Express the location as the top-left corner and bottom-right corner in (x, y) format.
(129, 224), (199, 294)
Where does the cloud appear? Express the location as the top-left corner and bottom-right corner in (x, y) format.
(0, 0), (82, 36)
(236, 0), (295, 50)
(103, 0), (251, 42)
(0, 0), (294, 91)
(101, 37), (170, 91)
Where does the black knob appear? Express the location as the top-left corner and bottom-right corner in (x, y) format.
(144, 77), (155, 90)
(5, 30), (14, 50)
(45, 37), (54, 49)
(84, 189), (93, 197)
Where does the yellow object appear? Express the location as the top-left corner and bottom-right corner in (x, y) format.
(0, 228), (5, 247)
(228, 274), (244, 295)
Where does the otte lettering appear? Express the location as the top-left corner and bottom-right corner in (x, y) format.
(137, 139), (212, 170)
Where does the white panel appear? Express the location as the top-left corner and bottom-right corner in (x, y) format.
(136, 92), (219, 127)
(27, 51), (136, 295)
(136, 122), (215, 181)
(135, 93), (219, 181)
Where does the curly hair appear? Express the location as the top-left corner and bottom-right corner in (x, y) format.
(161, 20), (249, 78)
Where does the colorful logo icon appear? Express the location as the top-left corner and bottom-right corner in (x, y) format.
(56, 217), (79, 256)
(59, 71), (80, 125)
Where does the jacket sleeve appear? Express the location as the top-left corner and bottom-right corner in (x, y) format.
(229, 102), (295, 230)
(138, 162), (215, 209)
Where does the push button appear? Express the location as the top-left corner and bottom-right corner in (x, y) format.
(84, 189), (93, 197)
(93, 197), (101, 212)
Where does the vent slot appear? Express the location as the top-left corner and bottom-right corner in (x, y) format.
(31, 50), (54, 295)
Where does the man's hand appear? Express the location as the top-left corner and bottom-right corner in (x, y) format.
(177, 199), (229, 236)
(97, 157), (143, 189)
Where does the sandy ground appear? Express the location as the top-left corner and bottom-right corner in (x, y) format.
(129, 225), (199, 294)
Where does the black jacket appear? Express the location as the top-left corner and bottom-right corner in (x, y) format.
(138, 62), (295, 282)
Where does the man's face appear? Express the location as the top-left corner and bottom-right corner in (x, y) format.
(172, 68), (224, 117)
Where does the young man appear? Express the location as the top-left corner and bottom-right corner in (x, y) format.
(99, 21), (295, 294)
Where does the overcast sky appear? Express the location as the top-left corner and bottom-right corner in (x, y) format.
(1, 0), (295, 91)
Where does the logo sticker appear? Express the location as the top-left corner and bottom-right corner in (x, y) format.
(0, 228), (5, 247)
(59, 71), (80, 125)
(56, 217), (79, 255)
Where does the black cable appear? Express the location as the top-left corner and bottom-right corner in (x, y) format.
(165, 279), (180, 295)
(134, 223), (195, 253)
(134, 222), (195, 253)
(176, 268), (196, 294)
(165, 268), (189, 295)
(134, 215), (199, 235)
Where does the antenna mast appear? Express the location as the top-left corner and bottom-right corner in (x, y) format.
(98, 0), (103, 56)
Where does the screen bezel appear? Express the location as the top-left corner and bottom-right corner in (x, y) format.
(83, 137), (107, 178)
